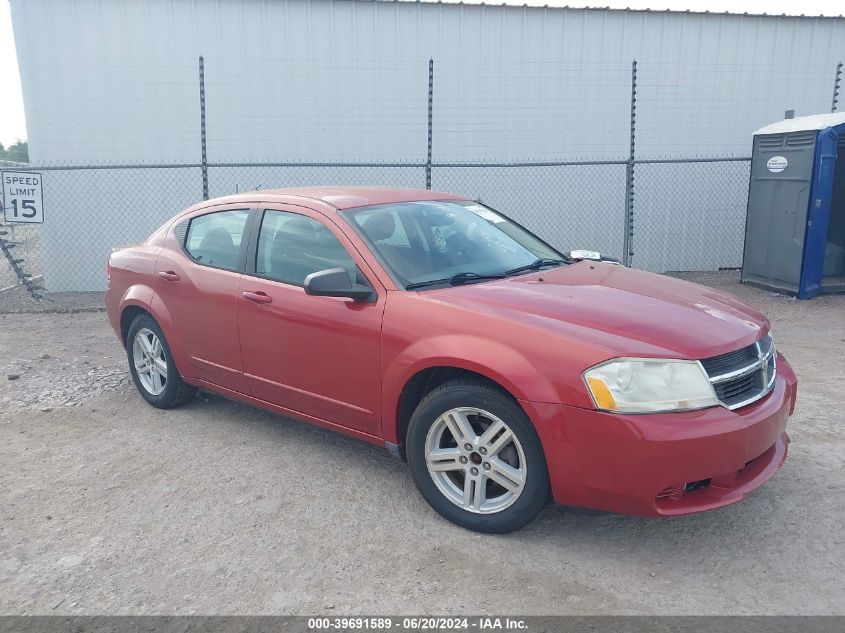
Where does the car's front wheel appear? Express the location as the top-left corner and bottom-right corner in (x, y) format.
(126, 313), (196, 409)
(407, 378), (550, 533)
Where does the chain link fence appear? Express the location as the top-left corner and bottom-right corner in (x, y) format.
(0, 224), (42, 292)
(632, 158), (752, 273)
(0, 55), (839, 312)
(0, 157), (747, 310)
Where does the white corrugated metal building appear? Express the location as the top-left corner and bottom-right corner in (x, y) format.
(8, 0), (845, 289)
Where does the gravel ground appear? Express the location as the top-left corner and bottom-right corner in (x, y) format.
(1, 271), (843, 615)
(0, 288), (105, 314)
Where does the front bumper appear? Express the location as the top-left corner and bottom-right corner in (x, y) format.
(522, 353), (797, 517)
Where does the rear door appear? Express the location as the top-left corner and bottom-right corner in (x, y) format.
(154, 204), (254, 392)
(237, 204), (385, 436)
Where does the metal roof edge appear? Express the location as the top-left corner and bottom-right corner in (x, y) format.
(363, 0), (845, 19)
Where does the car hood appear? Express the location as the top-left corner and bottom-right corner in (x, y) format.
(424, 262), (769, 360)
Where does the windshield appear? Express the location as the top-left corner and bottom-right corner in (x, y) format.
(343, 200), (566, 289)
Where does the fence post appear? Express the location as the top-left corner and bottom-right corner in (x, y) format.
(426, 58), (434, 190)
(199, 55), (209, 200)
(833, 61), (843, 113)
(622, 59), (637, 267)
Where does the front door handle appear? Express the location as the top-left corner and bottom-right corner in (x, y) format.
(158, 270), (180, 282)
(242, 291), (273, 304)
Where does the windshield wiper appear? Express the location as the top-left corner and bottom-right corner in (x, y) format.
(406, 271), (507, 290)
(504, 258), (569, 276)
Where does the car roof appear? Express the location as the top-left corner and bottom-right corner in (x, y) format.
(187, 186), (464, 213)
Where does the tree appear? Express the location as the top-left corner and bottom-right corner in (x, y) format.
(0, 140), (29, 163)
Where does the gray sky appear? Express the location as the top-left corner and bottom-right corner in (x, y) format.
(1, 0), (843, 147)
(0, 1), (25, 147)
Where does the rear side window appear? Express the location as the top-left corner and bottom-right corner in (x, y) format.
(185, 209), (249, 271)
(256, 210), (356, 286)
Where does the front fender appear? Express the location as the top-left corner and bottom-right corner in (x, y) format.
(381, 334), (559, 444)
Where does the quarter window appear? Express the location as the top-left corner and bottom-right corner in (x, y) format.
(256, 210), (357, 286)
(185, 209), (249, 271)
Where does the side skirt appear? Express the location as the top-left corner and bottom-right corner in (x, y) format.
(192, 378), (386, 450)
(385, 441), (404, 461)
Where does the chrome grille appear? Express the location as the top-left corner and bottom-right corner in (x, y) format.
(700, 346), (758, 375)
(701, 335), (776, 410)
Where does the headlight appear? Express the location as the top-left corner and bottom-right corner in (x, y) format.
(583, 359), (719, 414)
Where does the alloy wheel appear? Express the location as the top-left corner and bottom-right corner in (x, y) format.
(132, 327), (168, 396)
(424, 407), (527, 514)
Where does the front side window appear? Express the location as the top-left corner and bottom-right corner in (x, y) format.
(256, 210), (357, 286)
(343, 201), (564, 288)
(184, 209), (249, 271)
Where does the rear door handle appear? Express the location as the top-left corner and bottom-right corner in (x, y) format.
(242, 291), (273, 304)
(158, 271), (180, 282)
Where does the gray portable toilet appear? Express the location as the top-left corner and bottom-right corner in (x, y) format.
(741, 113), (845, 299)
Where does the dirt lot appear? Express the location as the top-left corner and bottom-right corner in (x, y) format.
(1, 271), (843, 615)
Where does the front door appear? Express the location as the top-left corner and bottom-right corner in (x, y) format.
(237, 206), (384, 436)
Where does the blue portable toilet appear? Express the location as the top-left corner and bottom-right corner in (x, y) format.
(741, 113), (845, 299)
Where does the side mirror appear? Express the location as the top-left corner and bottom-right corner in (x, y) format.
(304, 268), (374, 301)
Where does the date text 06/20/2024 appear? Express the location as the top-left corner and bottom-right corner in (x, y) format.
(307, 617), (528, 630)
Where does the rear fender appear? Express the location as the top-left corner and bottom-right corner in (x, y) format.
(148, 291), (194, 381)
(118, 285), (194, 382)
(116, 284), (156, 346)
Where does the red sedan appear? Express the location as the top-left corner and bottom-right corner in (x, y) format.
(106, 187), (797, 533)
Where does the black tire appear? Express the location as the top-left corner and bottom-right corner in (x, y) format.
(126, 313), (196, 409)
(406, 378), (550, 533)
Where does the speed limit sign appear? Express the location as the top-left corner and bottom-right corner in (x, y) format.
(2, 171), (44, 224)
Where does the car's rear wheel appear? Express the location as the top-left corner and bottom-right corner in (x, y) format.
(407, 378), (550, 533)
(126, 314), (196, 408)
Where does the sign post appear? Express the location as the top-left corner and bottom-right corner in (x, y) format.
(2, 171), (44, 224)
